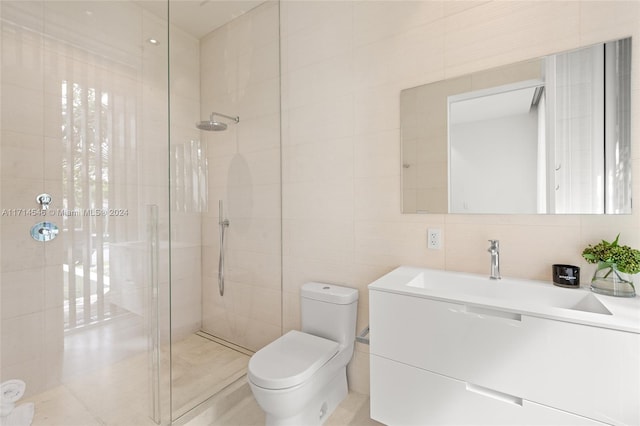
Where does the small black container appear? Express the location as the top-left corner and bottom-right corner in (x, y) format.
(552, 264), (580, 288)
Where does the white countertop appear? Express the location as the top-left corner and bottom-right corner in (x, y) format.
(369, 266), (640, 334)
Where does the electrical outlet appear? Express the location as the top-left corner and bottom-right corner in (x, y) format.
(427, 228), (442, 249)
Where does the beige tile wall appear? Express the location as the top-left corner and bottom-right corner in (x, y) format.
(169, 21), (204, 342)
(200, 1), (282, 352)
(280, 0), (640, 395)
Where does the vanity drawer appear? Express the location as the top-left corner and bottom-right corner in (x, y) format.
(370, 354), (605, 426)
(371, 290), (534, 394)
(370, 290), (640, 425)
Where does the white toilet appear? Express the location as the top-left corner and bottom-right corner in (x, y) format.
(248, 282), (358, 426)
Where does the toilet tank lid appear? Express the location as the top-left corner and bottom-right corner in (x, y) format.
(301, 282), (358, 304)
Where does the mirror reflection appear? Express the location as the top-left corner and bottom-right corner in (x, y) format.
(401, 37), (632, 214)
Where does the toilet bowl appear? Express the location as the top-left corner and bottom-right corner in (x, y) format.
(248, 282), (358, 426)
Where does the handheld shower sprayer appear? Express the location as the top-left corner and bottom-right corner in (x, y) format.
(218, 200), (230, 296)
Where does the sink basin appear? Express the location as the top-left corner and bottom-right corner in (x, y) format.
(369, 266), (640, 334)
(568, 293), (612, 315)
(400, 268), (612, 315)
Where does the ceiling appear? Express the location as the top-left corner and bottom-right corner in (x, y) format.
(450, 86), (539, 125)
(135, 0), (264, 39)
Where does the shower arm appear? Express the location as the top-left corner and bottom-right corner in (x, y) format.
(210, 112), (239, 123)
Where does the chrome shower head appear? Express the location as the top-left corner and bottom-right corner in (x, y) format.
(196, 112), (239, 132)
(196, 120), (228, 131)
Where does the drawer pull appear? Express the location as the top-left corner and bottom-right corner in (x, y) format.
(464, 305), (522, 322)
(465, 383), (523, 406)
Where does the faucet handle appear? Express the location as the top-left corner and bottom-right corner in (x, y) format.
(488, 239), (499, 249)
(36, 193), (52, 210)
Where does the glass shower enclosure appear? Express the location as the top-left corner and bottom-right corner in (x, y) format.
(0, 0), (172, 423)
(1, 0), (280, 424)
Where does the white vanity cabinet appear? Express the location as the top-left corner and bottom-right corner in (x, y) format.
(369, 282), (640, 426)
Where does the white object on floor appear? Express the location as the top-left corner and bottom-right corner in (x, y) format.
(0, 402), (35, 426)
(1, 380), (27, 417)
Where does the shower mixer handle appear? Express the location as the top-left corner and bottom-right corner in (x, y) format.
(36, 193), (52, 210)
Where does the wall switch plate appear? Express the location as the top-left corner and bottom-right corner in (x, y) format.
(427, 228), (442, 249)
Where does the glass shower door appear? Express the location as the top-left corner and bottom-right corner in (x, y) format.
(0, 1), (171, 424)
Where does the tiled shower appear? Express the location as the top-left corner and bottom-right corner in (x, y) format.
(1, 0), (280, 423)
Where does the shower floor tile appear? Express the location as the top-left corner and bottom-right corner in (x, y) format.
(19, 331), (380, 426)
(172, 333), (250, 419)
(21, 333), (249, 426)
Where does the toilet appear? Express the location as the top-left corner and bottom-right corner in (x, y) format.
(248, 282), (358, 426)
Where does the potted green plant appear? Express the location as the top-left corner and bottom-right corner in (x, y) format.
(582, 234), (640, 297)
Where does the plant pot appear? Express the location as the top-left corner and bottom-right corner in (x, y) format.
(590, 261), (636, 297)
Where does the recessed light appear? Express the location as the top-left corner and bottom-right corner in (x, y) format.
(147, 38), (159, 46)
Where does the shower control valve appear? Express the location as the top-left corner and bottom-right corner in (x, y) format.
(36, 193), (52, 210)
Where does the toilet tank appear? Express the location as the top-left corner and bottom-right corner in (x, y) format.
(300, 282), (358, 347)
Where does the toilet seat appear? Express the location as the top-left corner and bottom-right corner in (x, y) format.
(248, 330), (339, 390)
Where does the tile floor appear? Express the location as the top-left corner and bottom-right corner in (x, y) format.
(13, 330), (380, 426)
(192, 390), (382, 426)
(18, 333), (249, 426)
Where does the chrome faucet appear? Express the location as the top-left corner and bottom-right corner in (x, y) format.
(488, 239), (501, 280)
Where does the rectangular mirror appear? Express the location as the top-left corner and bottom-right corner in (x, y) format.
(401, 37), (632, 214)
